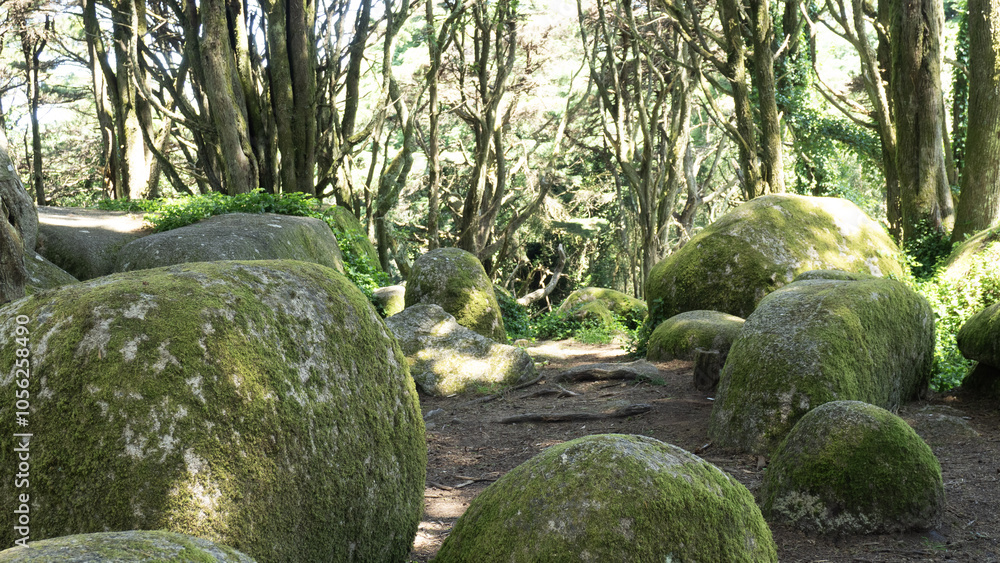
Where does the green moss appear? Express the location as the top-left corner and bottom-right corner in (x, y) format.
(406, 248), (507, 342)
(0, 530), (256, 562)
(761, 401), (943, 534)
(645, 195), (905, 335)
(708, 278), (934, 454)
(433, 434), (776, 563)
(646, 310), (745, 361)
(324, 205), (381, 270)
(0, 261), (425, 562)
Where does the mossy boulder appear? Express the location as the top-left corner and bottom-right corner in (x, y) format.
(324, 205), (381, 270)
(939, 227), (1000, 283)
(557, 287), (647, 328)
(709, 277), (934, 454)
(24, 251), (78, 294)
(36, 206), (150, 280)
(433, 434), (776, 563)
(761, 401), (944, 534)
(385, 304), (535, 395)
(0, 260), (425, 562)
(646, 310), (745, 362)
(0, 530), (255, 562)
(113, 213), (344, 274)
(373, 285), (407, 316)
(406, 247), (506, 342)
(957, 301), (1000, 368)
(645, 194), (905, 329)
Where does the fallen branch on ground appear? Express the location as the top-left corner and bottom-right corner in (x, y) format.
(497, 403), (653, 424)
(553, 360), (661, 382)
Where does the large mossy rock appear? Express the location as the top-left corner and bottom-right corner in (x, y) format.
(645, 194), (904, 328)
(433, 434), (776, 563)
(0, 531), (256, 562)
(709, 277), (934, 454)
(646, 310), (745, 362)
(956, 302), (1000, 396)
(0, 260), (425, 562)
(761, 401), (944, 535)
(385, 304), (535, 395)
(36, 206), (150, 280)
(113, 213), (344, 274)
(324, 205), (381, 270)
(557, 287), (647, 326)
(405, 247), (506, 342)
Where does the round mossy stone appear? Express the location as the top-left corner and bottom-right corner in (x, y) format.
(373, 285), (406, 316)
(24, 251), (78, 294)
(939, 227), (1000, 283)
(645, 194), (905, 331)
(557, 287), (647, 327)
(761, 401), (944, 535)
(709, 277), (934, 454)
(406, 247), (507, 342)
(113, 213), (345, 274)
(646, 310), (745, 361)
(433, 434), (777, 563)
(0, 260), (425, 562)
(0, 530), (256, 562)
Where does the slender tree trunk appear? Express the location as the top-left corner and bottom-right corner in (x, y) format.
(719, 0), (764, 199)
(21, 19), (48, 206)
(891, 0), (950, 242)
(201, 0), (258, 194)
(952, 0), (1000, 241)
(749, 0), (784, 194)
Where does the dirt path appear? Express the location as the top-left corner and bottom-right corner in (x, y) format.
(408, 340), (1000, 562)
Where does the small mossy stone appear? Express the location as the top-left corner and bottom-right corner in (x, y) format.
(0, 530), (256, 562)
(646, 310), (745, 362)
(385, 304), (535, 395)
(761, 401), (944, 535)
(709, 277), (934, 454)
(557, 287), (646, 327)
(0, 260), (425, 562)
(433, 434), (777, 563)
(113, 213), (345, 274)
(645, 194), (905, 331)
(406, 248), (506, 342)
(373, 285), (406, 316)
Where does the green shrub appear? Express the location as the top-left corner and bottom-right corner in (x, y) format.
(903, 221), (954, 280)
(496, 289), (533, 341)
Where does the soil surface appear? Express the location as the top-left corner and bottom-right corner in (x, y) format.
(408, 340), (1000, 562)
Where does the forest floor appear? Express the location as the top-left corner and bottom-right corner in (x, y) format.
(407, 340), (1000, 562)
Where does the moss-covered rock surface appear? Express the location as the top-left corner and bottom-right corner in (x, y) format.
(0, 530), (256, 562)
(0, 260), (425, 562)
(24, 251), (78, 294)
(557, 287), (646, 326)
(793, 269), (877, 282)
(433, 434), (777, 563)
(761, 401), (944, 534)
(645, 195), (904, 329)
(646, 310), (745, 362)
(385, 304), (535, 395)
(957, 301), (1000, 368)
(709, 277), (934, 454)
(373, 285), (406, 317)
(324, 205), (381, 270)
(113, 213), (345, 274)
(405, 248), (506, 342)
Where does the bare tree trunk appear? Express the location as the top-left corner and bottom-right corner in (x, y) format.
(952, 0), (1000, 241)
